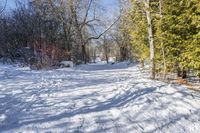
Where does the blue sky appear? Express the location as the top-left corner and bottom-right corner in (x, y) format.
(5, 0), (15, 11)
(103, 0), (118, 6)
(4, 0), (119, 23)
(5, 0), (119, 11)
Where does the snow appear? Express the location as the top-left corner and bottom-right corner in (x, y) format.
(0, 62), (200, 133)
(95, 57), (101, 63)
(108, 57), (115, 63)
(60, 61), (74, 68)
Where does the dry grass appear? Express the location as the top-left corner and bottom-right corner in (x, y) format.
(173, 77), (200, 92)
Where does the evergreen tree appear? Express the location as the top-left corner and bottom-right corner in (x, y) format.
(159, 0), (199, 78)
(124, 0), (200, 81)
(123, 1), (149, 66)
(180, 0), (200, 79)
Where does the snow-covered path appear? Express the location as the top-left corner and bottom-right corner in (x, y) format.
(0, 63), (200, 133)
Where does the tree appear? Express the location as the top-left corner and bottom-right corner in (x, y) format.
(179, 0), (200, 80)
(144, 0), (156, 79)
(119, 0), (200, 81)
(122, 0), (154, 74)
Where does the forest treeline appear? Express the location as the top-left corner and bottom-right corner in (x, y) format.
(120, 0), (200, 81)
(0, 0), (130, 68)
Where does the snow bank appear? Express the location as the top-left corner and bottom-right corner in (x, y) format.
(60, 61), (74, 68)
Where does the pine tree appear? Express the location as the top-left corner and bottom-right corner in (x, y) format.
(122, 0), (200, 81)
(180, 0), (200, 80)
(123, 0), (158, 77)
(123, 1), (149, 65)
(157, 0), (188, 78)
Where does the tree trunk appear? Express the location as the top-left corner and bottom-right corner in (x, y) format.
(82, 45), (87, 64)
(145, 0), (155, 79)
(120, 47), (128, 61)
(182, 69), (187, 79)
(159, 0), (166, 80)
(105, 52), (109, 64)
(176, 62), (182, 77)
(141, 60), (144, 68)
(199, 74), (200, 82)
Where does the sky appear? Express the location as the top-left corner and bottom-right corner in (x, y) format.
(103, 0), (119, 7)
(5, 0), (119, 13)
(4, 0), (15, 12)
(3, 0), (120, 27)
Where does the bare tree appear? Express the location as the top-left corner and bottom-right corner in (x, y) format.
(0, 0), (120, 67)
(67, 0), (120, 63)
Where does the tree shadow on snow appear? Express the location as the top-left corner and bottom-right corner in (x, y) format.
(0, 84), (161, 132)
(0, 66), (200, 132)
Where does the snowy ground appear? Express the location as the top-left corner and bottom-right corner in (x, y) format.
(0, 62), (200, 133)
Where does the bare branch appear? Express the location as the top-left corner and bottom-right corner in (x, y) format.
(0, 0), (7, 14)
(84, 16), (120, 45)
(81, 0), (93, 29)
